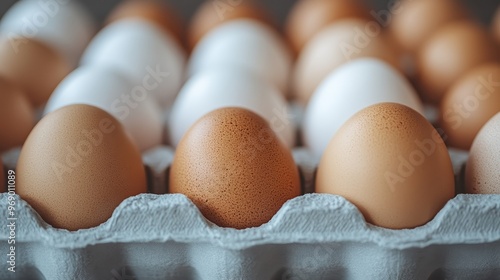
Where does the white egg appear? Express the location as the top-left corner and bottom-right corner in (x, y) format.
(44, 66), (163, 151)
(188, 19), (292, 94)
(169, 68), (296, 148)
(81, 19), (186, 108)
(303, 58), (424, 157)
(0, 0), (95, 66)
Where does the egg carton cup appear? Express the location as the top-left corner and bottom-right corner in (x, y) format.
(1, 146), (499, 280)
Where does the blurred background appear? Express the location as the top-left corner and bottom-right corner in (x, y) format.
(1, 0), (498, 26)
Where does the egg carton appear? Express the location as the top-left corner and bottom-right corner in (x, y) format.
(1, 145), (500, 280)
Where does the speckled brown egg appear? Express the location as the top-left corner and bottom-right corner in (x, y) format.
(16, 104), (147, 231)
(187, 0), (273, 51)
(0, 78), (35, 153)
(285, 0), (371, 54)
(465, 112), (500, 194)
(417, 21), (500, 104)
(0, 38), (71, 107)
(293, 19), (400, 105)
(390, 0), (468, 53)
(170, 107), (301, 229)
(106, 0), (184, 47)
(440, 63), (500, 150)
(316, 103), (455, 229)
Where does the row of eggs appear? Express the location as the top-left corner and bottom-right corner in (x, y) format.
(0, 0), (499, 232)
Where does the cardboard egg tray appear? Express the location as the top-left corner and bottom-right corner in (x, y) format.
(1, 144), (500, 280)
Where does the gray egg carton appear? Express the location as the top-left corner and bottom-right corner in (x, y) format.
(1, 146), (499, 280)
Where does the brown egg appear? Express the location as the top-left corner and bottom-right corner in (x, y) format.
(106, 0), (184, 46)
(285, 0), (371, 54)
(494, 6), (500, 44)
(465, 112), (500, 194)
(17, 104), (147, 231)
(316, 103), (455, 229)
(293, 19), (400, 105)
(440, 63), (500, 150)
(170, 107), (301, 229)
(390, 0), (467, 53)
(0, 78), (35, 153)
(188, 0), (273, 50)
(0, 38), (71, 107)
(417, 21), (500, 104)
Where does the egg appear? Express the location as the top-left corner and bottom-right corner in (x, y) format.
(170, 107), (301, 229)
(465, 112), (500, 194)
(0, 38), (71, 107)
(389, 0), (467, 53)
(106, 0), (184, 47)
(0, 0), (95, 66)
(17, 104), (147, 231)
(44, 66), (163, 152)
(0, 78), (35, 153)
(316, 103), (455, 229)
(440, 63), (500, 150)
(81, 19), (186, 108)
(417, 21), (500, 104)
(188, 0), (272, 50)
(285, 0), (371, 54)
(293, 19), (400, 104)
(303, 58), (424, 158)
(169, 68), (295, 148)
(188, 19), (291, 93)
(494, 6), (500, 44)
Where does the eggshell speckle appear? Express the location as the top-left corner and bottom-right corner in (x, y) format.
(17, 105), (147, 231)
(316, 103), (455, 229)
(417, 21), (500, 104)
(0, 77), (34, 153)
(0, 38), (71, 107)
(465, 112), (500, 194)
(440, 63), (500, 150)
(170, 107), (301, 229)
(0, 161), (4, 192)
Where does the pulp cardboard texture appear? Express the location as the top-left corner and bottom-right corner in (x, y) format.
(1, 144), (500, 280)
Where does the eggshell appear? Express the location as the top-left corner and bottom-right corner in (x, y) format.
(44, 66), (163, 151)
(170, 107), (301, 229)
(285, 0), (371, 54)
(17, 104), (147, 230)
(293, 19), (400, 105)
(81, 19), (186, 108)
(0, 0), (96, 66)
(0, 78), (35, 153)
(303, 58), (424, 158)
(389, 0), (467, 53)
(417, 21), (500, 104)
(106, 0), (184, 47)
(440, 63), (500, 150)
(316, 103), (455, 229)
(0, 38), (71, 107)
(188, 0), (273, 50)
(169, 68), (295, 148)
(494, 6), (500, 44)
(465, 112), (500, 194)
(188, 19), (292, 94)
